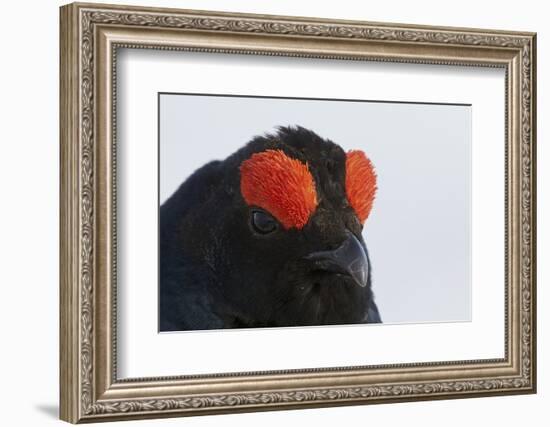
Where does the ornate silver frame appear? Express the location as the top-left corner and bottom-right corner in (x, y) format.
(60, 2), (537, 423)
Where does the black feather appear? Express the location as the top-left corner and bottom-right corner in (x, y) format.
(160, 126), (381, 331)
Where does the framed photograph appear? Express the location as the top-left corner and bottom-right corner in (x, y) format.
(59, 2), (537, 423)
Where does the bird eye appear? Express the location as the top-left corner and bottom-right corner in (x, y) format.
(251, 210), (278, 234)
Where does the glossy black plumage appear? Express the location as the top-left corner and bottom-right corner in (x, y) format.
(159, 126), (381, 331)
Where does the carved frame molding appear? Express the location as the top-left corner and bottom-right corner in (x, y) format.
(60, 2), (536, 423)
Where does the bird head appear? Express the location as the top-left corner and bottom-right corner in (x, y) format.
(163, 126), (378, 328)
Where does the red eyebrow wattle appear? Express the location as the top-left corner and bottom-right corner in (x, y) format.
(345, 150), (377, 224)
(239, 149), (318, 230)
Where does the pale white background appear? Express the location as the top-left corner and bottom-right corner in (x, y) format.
(0, 0), (546, 426)
(160, 94), (472, 324)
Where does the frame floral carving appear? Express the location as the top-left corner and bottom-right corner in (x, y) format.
(60, 2), (536, 423)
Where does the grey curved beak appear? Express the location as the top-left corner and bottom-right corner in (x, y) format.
(305, 232), (369, 287)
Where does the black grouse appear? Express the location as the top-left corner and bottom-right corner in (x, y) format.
(160, 126), (381, 331)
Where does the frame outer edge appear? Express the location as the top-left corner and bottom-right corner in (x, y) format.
(60, 3), (81, 424)
(68, 1), (537, 37)
(529, 33), (537, 393)
(59, 2), (537, 422)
